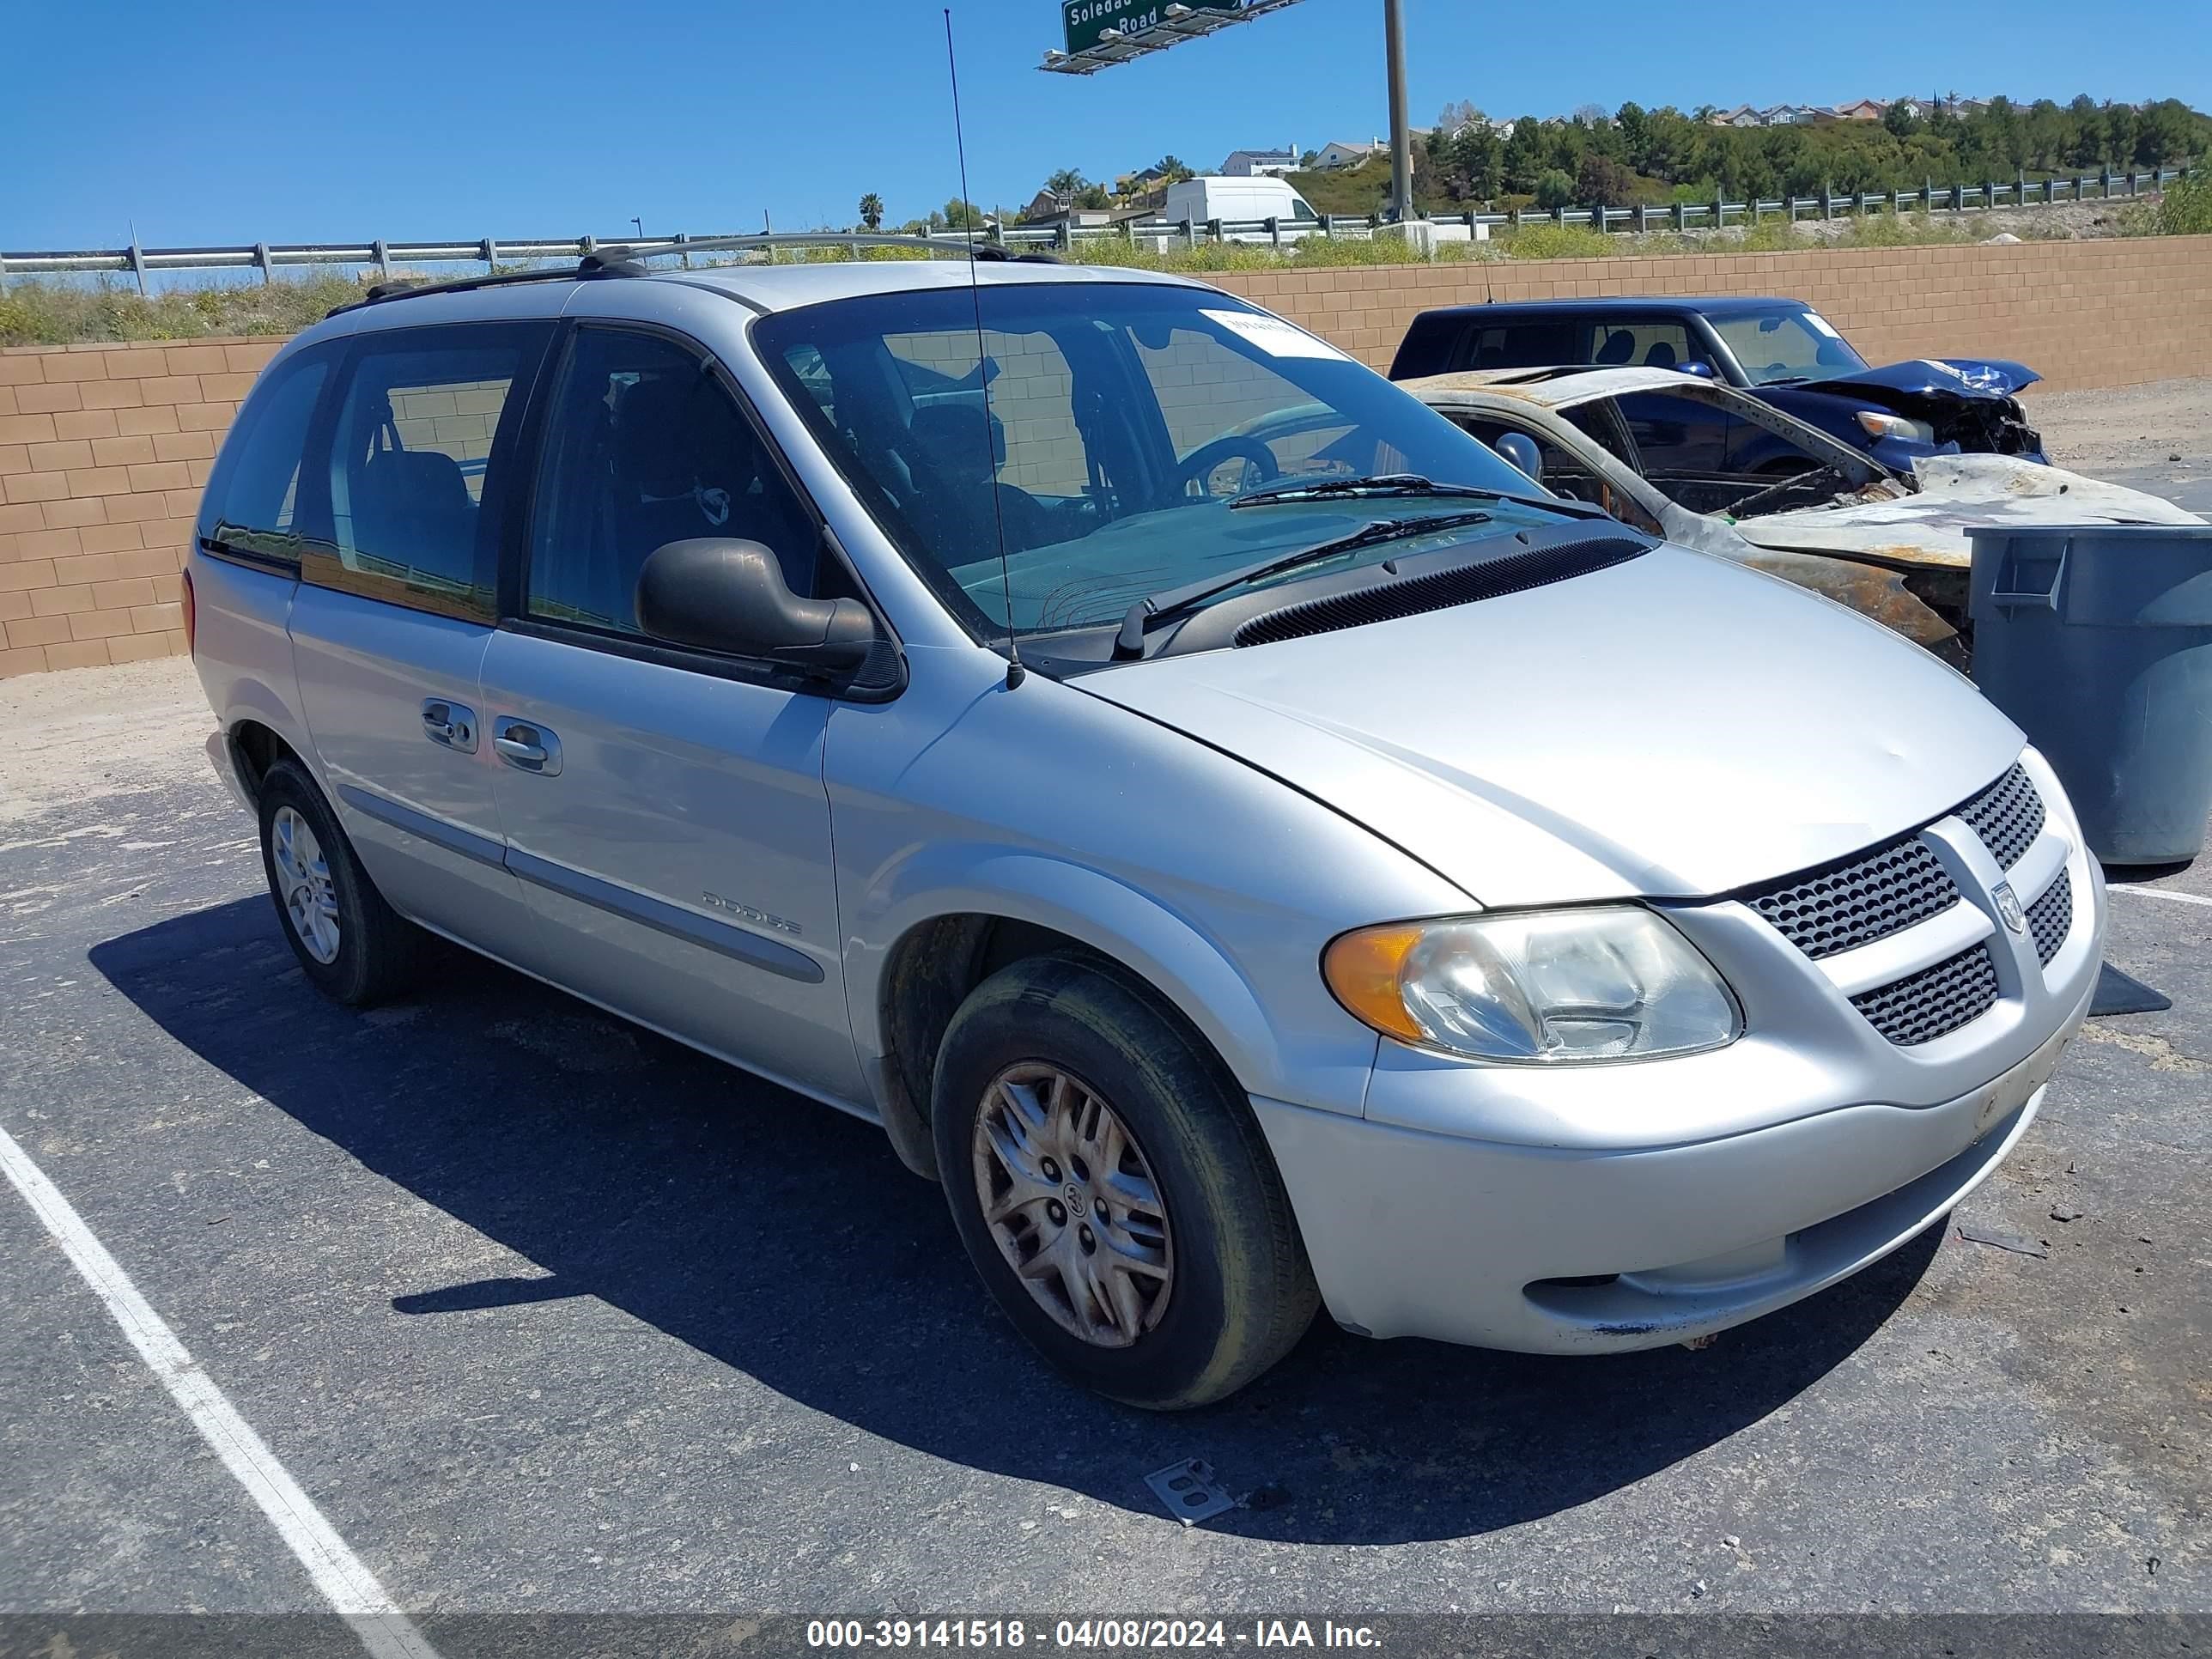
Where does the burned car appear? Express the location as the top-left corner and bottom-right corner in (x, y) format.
(1393, 366), (2203, 662)
(1388, 297), (2045, 470)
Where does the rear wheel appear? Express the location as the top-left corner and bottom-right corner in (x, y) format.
(933, 955), (1317, 1409)
(257, 759), (422, 1006)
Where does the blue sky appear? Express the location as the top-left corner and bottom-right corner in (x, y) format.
(4, 0), (2207, 250)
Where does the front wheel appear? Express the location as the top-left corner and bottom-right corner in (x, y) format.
(933, 956), (1318, 1409)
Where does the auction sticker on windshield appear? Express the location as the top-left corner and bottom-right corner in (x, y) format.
(1202, 309), (1354, 362)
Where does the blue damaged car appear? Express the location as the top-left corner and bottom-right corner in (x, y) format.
(1388, 296), (2045, 473)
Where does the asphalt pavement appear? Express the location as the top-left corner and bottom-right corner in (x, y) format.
(1, 447), (2207, 1644)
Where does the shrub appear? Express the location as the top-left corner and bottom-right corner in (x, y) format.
(2160, 169), (2212, 234)
(1501, 222), (1613, 260)
(1533, 169), (1577, 211)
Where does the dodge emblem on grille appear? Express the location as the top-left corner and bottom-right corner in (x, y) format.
(1993, 881), (2027, 934)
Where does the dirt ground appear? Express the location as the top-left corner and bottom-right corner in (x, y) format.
(2032, 375), (2212, 476)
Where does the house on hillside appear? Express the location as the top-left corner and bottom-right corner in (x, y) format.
(1888, 96), (1924, 120)
(1710, 104), (1763, 127)
(1222, 146), (1300, 177)
(1114, 163), (1172, 194)
(1312, 138), (1380, 170)
(1832, 97), (1887, 121)
(1760, 103), (1827, 125)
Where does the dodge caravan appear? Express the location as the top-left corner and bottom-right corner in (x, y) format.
(189, 252), (2103, 1407)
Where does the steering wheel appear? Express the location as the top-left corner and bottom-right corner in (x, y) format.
(1174, 435), (1280, 500)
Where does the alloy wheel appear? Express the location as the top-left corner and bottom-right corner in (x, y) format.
(271, 805), (342, 964)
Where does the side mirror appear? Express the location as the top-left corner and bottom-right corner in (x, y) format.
(635, 538), (877, 672)
(1676, 360), (1716, 378)
(1492, 431), (1545, 484)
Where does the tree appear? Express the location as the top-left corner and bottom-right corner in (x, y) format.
(1073, 184), (1110, 210)
(2065, 94), (2105, 167)
(1045, 167), (1090, 198)
(1534, 168), (1576, 210)
(1502, 115), (1548, 192)
(941, 197), (983, 230)
(1436, 98), (1486, 134)
(1576, 153), (1638, 206)
(857, 192), (884, 231)
(1614, 100), (1650, 169)
(1882, 100), (1920, 138)
(1153, 155), (1194, 184)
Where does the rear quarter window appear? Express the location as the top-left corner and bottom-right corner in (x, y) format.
(195, 348), (338, 566)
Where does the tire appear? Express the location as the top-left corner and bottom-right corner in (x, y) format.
(257, 758), (422, 1006)
(933, 955), (1319, 1409)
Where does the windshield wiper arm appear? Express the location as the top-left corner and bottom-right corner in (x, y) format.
(1114, 509), (1495, 657)
(1228, 472), (1504, 509)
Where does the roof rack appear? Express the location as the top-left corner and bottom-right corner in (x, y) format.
(324, 233), (1060, 318)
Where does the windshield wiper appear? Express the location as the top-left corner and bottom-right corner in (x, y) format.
(1228, 473), (1504, 509)
(1113, 509), (1496, 658)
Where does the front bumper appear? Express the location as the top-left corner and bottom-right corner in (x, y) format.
(1258, 748), (2104, 1353)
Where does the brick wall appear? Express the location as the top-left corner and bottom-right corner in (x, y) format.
(3, 234), (2208, 678)
(0, 338), (280, 676)
(1207, 233), (2212, 383)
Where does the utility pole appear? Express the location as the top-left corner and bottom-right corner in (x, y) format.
(1383, 0), (1413, 222)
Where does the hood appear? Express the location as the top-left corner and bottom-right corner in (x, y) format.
(1735, 454), (2207, 572)
(1810, 358), (2041, 401)
(1080, 545), (2023, 906)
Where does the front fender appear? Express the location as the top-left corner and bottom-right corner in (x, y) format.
(846, 842), (1369, 1117)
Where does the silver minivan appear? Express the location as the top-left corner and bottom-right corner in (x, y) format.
(188, 253), (2103, 1407)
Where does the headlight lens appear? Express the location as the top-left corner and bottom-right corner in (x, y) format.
(1856, 410), (1936, 444)
(1322, 907), (1741, 1063)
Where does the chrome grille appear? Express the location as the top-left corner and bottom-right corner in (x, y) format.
(2027, 877), (2073, 968)
(1960, 763), (2045, 871)
(1742, 836), (1961, 961)
(1850, 944), (2001, 1046)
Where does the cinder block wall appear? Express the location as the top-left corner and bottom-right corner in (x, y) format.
(3, 234), (2208, 678)
(0, 339), (279, 676)
(1209, 233), (2212, 382)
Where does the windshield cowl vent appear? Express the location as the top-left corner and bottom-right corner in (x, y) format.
(1231, 533), (1653, 648)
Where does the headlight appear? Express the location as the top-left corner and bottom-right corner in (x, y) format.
(1856, 410), (1936, 444)
(1322, 907), (1741, 1063)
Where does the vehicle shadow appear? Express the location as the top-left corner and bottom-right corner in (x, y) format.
(90, 895), (1936, 1547)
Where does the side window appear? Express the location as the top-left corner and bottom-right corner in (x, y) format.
(1462, 321), (1586, 371)
(526, 328), (819, 638)
(312, 325), (542, 619)
(1589, 319), (1698, 371)
(195, 350), (333, 563)
(1611, 391), (1737, 477)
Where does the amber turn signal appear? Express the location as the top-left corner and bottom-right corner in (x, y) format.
(1321, 924), (1427, 1043)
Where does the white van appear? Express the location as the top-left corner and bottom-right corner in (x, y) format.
(1162, 175), (1322, 241)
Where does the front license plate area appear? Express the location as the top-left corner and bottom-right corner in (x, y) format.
(1970, 1037), (2065, 1138)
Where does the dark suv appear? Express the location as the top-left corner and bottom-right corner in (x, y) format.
(1388, 297), (2044, 471)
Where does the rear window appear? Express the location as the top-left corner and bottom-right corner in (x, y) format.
(196, 349), (335, 563)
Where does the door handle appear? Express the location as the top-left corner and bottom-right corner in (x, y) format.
(492, 718), (562, 776)
(421, 699), (477, 753)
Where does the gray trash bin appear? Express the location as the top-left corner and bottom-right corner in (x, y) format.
(1969, 524), (2212, 866)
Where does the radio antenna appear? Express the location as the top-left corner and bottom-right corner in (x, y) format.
(943, 8), (1024, 689)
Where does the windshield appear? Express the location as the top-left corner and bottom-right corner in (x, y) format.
(752, 283), (1570, 640)
(1707, 307), (1869, 386)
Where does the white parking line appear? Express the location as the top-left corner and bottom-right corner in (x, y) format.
(2110, 884), (2212, 909)
(0, 1120), (441, 1659)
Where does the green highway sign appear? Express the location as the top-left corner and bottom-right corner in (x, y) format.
(1062, 0), (1238, 55)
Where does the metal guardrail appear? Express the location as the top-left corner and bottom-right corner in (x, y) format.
(0, 168), (2187, 289)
